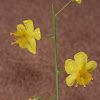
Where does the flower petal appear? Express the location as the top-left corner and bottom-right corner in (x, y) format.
(17, 24), (26, 33)
(65, 59), (77, 74)
(27, 38), (36, 54)
(76, 0), (82, 4)
(66, 74), (78, 87)
(74, 52), (88, 67)
(85, 61), (97, 72)
(30, 28), (41, 40)
(28, 98), (32, 100)
(23, 19), (34, 33)
(19, 37), (28, 48)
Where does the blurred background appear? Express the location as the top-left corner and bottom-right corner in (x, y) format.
(0, 0), (100, 100)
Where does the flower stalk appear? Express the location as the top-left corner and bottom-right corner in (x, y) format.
(58, 70), (66, 73)
(55, 0), (72, 16)
(52, 4), (59, 100)
(41, 36), (53, 39)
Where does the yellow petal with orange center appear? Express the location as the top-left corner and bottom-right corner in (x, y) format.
(65, 59), (77, 74)
(27, 37), (36, 54)
(30, 28), (41, 40)
(17, 24), (26, 34)
(18, 37), (28, 48)
(85, 61), (97, 72)
(66, 74), (78, 87)
(23, 19), (34, 33)
(74, 52), (87, 67)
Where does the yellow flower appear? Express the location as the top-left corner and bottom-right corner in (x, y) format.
(11, 19), (41, 54)
(28, 98), (36, 100)
(28, 98), (32, 100)
(75, 0), (82, 4)
(28, 98), (37, 100)
(65, 52), (97, 87)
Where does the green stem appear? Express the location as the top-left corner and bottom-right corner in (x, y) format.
(55, 0), (72, 16)
(52, 4), (59, 100)
(58, 70), (66, 73)
(41, 36), (53, 39)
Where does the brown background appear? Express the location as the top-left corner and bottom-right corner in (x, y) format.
(0, 0), (100, 100)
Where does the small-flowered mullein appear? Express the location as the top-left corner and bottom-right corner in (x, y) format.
(11, 19), (41, 54)
(65, 52), (97, 87)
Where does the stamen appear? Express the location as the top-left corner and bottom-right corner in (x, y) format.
(10, 33), (14, 35)
(11, 42), (16, 45)
(82, 77), (85, 86)
(75, 84), (78, 87)
(84, 85), (86, 87)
